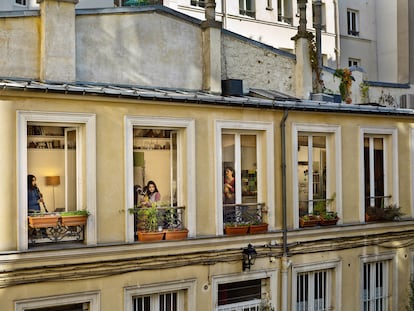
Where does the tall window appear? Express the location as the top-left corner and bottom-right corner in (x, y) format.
(125, 116), (196, 242)
(362, 260), (390, 310)
(191, 0), (205, 8)
(239, 0), (255, 18)
(360, 128), (397, 222)
(293, 124), (341, 229)
(277, 0), (293, 24)
(296, 269), (332, 310)
(347, 9), (359, 36)
(17, 111), (97, 251)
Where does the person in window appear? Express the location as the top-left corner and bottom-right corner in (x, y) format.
(27, 174), (45, 213)
(141, 180), (161, 207)
(223, 167), (235, 204)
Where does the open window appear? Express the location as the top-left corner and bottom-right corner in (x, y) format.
(360, 127), (398, 222)
(125, 116), (196, 242)
(293, 124), (342, 229)
(17, 111), (96, 251)
(216, 120), (274, 235)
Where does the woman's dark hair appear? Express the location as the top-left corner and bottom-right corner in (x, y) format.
(225, 167), (234, 175)
(146, 180), (159, 193)
(28, 174), (36, 190)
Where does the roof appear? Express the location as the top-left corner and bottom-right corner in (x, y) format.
(1, 79), (414, 116)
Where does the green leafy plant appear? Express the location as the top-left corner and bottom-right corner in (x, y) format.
(130, 203), (161, 232)
(383, 204), (403, 221)
(359, 81), (370, 103)
(334, 68), (353, 103)
(60, 210), (89, 216)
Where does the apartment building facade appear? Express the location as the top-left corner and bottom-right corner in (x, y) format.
(1, 1), (414, 310)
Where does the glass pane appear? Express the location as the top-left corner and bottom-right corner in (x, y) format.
(222, 134), (235, 205)
(312, 136), (326, 214)
(373, 138), (384, 208)
(241, 135), (257, 204)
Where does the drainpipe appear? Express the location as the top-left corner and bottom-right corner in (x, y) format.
(333, 0), (340, 68)
(280, 109), (290, 311)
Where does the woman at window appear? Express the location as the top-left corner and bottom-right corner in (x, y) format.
(27, 174), (45, 213)
(223, 167), (235, 204)
(141, 180), (161, 207)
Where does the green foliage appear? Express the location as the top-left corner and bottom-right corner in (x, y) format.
(60, 210), (89, 216)
(359, 82), (370, 102)
(334, 68), (353, 102)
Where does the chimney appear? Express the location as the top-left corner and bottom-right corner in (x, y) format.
(37, 0), (78, 83)
(201, 0), (222, 94)
(292, 0), (313, 99)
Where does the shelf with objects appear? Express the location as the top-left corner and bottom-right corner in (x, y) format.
(27, 125), (67, 150)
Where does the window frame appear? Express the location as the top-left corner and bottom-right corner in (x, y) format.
(360, 253), (396, 311)
(347, 9), (359, 36)
(292, 260), (341, 311)
(125, 116), (196, 242)
(215, 120), (274, 235)
(348, 58), (360, 68)
(292, 123), (342, 229)
(15, 290), (100, 311)
(124, 279), (196, 311)
(212, 270), (277, 311)
(359, 127), (398, 222)
(239, 0), (255, 18)
(14, 0), (27, 6)
(17, 111), (97, 251)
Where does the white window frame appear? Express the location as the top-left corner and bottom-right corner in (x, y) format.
(215, 120), (274, 235)
(15, 291), (100, 311)
(212, 270), (277, 311)
(292, 123), (342, 229)
(125, 116), (196, 242)
(124, 279), (196, 311)
(359, 127), (398, 222)
(410, 128), (414, 217)
(292, 260), (341, 311)
(348, 58), (360, 68)
(360, 253), (397, 311)
(17, 111), (97, 251)
(347, 9), (359, 36)
(239, 0), (255, 18)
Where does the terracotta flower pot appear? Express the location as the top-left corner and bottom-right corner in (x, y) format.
(61, 215), (88, 226)
(28, 215), (59, 229)
(249, 223), (269, 234)
(319, 217), (339, 226)
(299, 216), (320, 228)
(164, 229), (188, 241)
(137, 231), (165, 242)
(224, 225), (249, 235)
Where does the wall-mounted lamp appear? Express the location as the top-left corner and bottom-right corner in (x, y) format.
(45, 176), (60, 211)
(242, 244), (257, 271)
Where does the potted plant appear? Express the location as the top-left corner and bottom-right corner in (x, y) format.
(28, 212), (59, 229)
(224, 222), (249, 235)
(365, 206), (384, 222)
(130, 204), (164, 242)
(164, 207), (188, 241)
(319, 211), (339, 226)
(299, 214), (320, 228)
(248, 218), (269, 234)
(383, 204), (403, 221)
(60, 209), (89, 226)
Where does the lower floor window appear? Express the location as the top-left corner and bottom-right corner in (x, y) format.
(296, 269), (332, 311)
(363, 261), (390, 310)
(133, 291), (182, 311)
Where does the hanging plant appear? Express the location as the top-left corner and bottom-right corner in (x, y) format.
(334, 68), (353, 103)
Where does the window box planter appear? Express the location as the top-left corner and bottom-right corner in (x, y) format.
(28, 214), (59, 229)
(60, 210), (89, 226)
(137, 231), (165, 242)
(248, 223), (269, 234)
(299, 215), (320, 228)
(164, 228), (189, 241)
(318, 212), (339, 226)
(224, 224), (249, 235)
